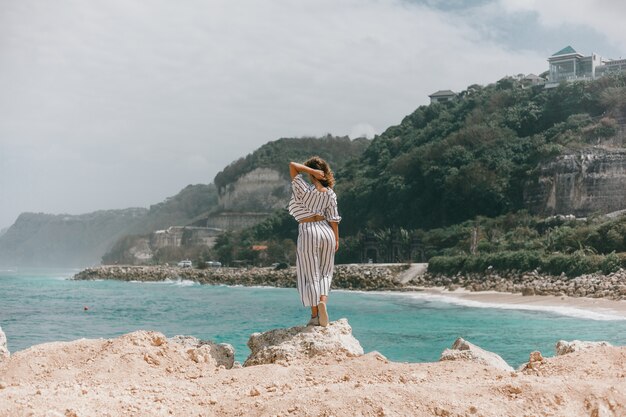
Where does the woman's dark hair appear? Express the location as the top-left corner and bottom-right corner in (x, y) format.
(304, 156), (335, 188)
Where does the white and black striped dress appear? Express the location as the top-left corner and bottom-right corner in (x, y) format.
(288, 175), (341, 307)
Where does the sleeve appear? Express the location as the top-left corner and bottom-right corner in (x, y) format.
(324, 194), (342, 223)
(291, 174), (309, 200)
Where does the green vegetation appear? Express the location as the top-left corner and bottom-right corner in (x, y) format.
(428, 251), (626, 277)
(214, 135), (369, 190)
(336, 74), (626, 234)
(212, 76), (626, 272)
(135, 75), (626, 272)
(0, 209), (149, 267)
(212, 210), (297, 266)
(131, 184), (218, 233)
(9, 74), (626, 271)
(411, 211), (626, 276)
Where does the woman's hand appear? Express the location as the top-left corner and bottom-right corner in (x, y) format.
(311, 169), (325, 180)
(335, 240), (339, 252)
(290, 161), (325, 180)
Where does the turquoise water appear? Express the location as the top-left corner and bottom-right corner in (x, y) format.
(1, 268), (626, 366)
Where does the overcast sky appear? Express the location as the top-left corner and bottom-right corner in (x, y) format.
(1, 0), (625, 229)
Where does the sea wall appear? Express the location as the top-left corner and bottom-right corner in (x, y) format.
(73, 264), (410, 291)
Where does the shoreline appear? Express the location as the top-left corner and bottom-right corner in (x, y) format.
(72, 264), (626, 321)
(413, 286), (626, 319)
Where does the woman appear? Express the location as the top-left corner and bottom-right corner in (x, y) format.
(288, 156), (341, 327)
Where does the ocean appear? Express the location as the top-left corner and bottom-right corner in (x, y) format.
(1, 268), (625, 367)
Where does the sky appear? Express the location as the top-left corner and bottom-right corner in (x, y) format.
(1, 0), (626, 229)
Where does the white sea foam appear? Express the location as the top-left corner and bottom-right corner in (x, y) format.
(339, 290), (626, 321)
(174, 279), (197, 287)
(129, 278), (197, 286)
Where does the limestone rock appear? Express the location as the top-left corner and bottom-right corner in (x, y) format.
(555, 340), (613, 356)
(440, 338), (513, 372)
(0, 325), (9, 361)
(169, 335), (235, 369)
(519, 350), (545, 371)
(244, 318), (363, 366)
(529, 351), (544, 363)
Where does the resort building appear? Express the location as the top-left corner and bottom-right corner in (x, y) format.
(546, 46), (626, 87)
(428, 90), (457, 104)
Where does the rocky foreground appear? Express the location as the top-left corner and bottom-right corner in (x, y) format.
(1, 324), (625, 417)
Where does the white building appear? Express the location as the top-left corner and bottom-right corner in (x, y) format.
(546, 46), (626, 87)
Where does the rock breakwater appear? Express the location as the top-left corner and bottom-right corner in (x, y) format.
(410, 269), (626, 300)
(73, 264), (409, 291)
(74, 264), (626, 300)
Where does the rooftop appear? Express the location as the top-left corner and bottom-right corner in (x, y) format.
(428, 90), (457, 97)
(552, 46), (578, 56)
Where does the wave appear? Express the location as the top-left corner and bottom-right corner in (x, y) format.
(128, 278), (197, 287)
(339, 290), (626, 321)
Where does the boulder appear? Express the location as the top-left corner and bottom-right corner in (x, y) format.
(440, 338), (513, 372)
(169, 335), (235, 369)
(0, 326), (9, 361)
(244, 318), (363, 366)
(555, 340), (613, 356)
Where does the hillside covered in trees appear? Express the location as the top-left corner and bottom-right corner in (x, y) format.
(214, 74), (626, 273)
(214, 135), (370, 191)
(337, 74), (626, 234)
(0, 184), (218, 267)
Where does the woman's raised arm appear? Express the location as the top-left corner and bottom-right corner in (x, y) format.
(289, 161), (325, 180)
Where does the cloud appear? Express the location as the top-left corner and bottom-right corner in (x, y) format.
(350, 124), (377, 139)
(0, 0), (550, 227)
(499, 0), (626, 53)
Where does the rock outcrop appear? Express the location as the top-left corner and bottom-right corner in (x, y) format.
(244, 318), (364, 366)
(169, 335), (235, 369)
(0, 326), (9, 361)
(555, 340), (613, 356)
(217, 168), (289, 213)
(518, 350), (545, 372)
(440, 337), (513, 372)
(525, 148), (626, 217)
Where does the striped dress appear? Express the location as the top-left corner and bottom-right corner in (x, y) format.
(288, 175), (341, 307)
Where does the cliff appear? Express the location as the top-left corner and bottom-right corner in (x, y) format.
(218, 167), (288, 212)
(206, 136), (370, 230)
(525, 147), (626, 216)
(0, 184), (218, 267)
(0, 209), (148, 267)
(206, 167), (284, 230)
